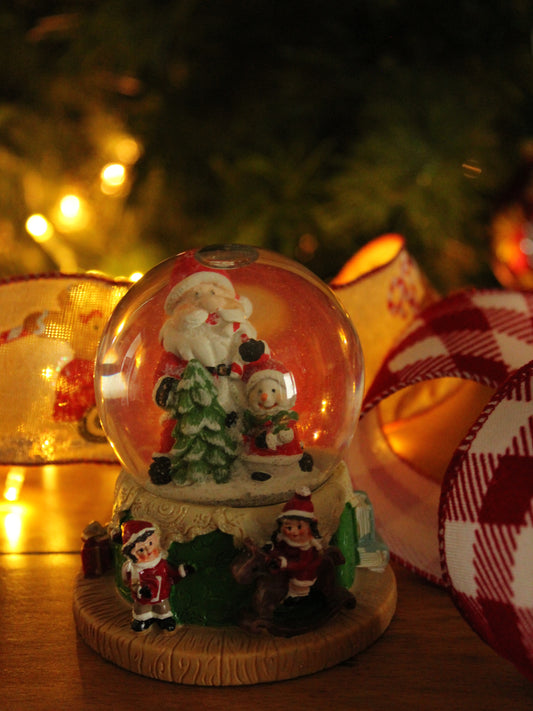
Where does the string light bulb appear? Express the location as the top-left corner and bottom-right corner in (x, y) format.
(26, 214), (53, 243)
(114, 136), (141, 165)
(60, 194), (81, 219)
(55, 193), (89, 231)
(100, 163), (127, 195)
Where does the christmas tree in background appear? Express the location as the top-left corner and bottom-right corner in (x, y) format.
(168, 359), (237, 485)
(0, 1), (532, 290)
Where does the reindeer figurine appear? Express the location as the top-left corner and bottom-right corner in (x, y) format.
(231, 489), (356, 637)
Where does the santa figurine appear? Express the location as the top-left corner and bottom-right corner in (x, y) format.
(241, 357), (313, 479)
(121, 520), (191, 632)
(265, 488), (323, 602)
(150, 252), (268, 484)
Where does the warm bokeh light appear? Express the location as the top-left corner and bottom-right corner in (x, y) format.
(36, 436), (57, 461)
(100, 162), (126, 194)
(25, 213), (53, 243)
(3, 509), (23, 546)
(55, 193), (89, 232)
(115, 136), (141, 164)
(3, 468), (25, 502)
(41, 465), (59, 491)
(129, 271), (144, 282)
(41, 367), (56, 381)
(462, 159), (483, 179)
(330, 234), (405, 286)
(60, 194), (81, 219)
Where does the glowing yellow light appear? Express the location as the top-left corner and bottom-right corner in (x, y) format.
(41, 367), (56, 381)
(60, 194), (81, 219)
(129, 271), (144, 283)
(25, 214), (53, 243)
(54, 193), (89, 232)
(462, 159), (482, 179)
(3, 468), (25, 502)
(330, 234), (404, 286)
(39, 436), (56, 460)
(42, 465), (58, 490)
(100, 163), (126, 192)
(115, 137), (141, 164)
(4, 510), (23, 546)
(4, 488), (18, 502)
(102, 162), (125, 185)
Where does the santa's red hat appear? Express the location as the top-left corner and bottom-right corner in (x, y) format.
(164, 250), (236, 314)
(121, 520), (157, 550)
(279, 487), (315, 520)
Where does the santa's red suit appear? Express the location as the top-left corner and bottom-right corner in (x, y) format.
(53, 357), (95, 421)
(153, 350), (188, 454)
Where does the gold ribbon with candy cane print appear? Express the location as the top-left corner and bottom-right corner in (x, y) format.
(0, 273), (129, 464)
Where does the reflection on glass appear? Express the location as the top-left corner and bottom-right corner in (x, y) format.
(4, 510), (22, 546)
(3, 468), (25, 502)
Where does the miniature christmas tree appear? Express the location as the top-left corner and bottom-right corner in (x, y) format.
(167, 359), (237, 484)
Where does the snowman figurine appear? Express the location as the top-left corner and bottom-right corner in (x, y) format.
(241, 357), (313, 481)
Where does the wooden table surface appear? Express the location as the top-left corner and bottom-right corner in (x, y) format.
(1, 464), (531, 711)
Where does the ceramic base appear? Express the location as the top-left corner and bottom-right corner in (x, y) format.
(73, 565), (396, 686)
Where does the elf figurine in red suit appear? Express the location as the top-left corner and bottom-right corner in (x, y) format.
(121, 520), (191, 632)
(266, 487), (323, 602)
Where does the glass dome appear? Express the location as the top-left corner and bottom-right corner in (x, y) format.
(95, 244), (364, 505)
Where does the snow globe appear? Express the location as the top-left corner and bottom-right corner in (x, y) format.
(73, 244), (396, 685)
(95, 244), (364, 504)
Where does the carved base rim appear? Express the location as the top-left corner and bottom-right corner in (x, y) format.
(73, 566), (397, 686)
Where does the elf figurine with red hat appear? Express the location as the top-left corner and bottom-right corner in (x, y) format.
(121, 520), (192, 632)
(265, 487), (323, 601)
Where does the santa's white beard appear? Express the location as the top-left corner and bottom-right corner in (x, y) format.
(160, 310), (257, 368)
(217, 305), (253, 323)
(160, 320), (220, 366)
(159, 319), (249, 413)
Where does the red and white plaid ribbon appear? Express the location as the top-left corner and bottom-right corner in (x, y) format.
(363, 289), (533, 414)
(334, 239), (533, 682)
(440, 361), (533, 682)
(347, 288), (533, 583)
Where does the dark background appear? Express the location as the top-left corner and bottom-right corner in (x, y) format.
(1, 1), (532, 289)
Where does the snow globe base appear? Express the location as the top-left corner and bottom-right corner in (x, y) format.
(73, 564), (396, 686)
